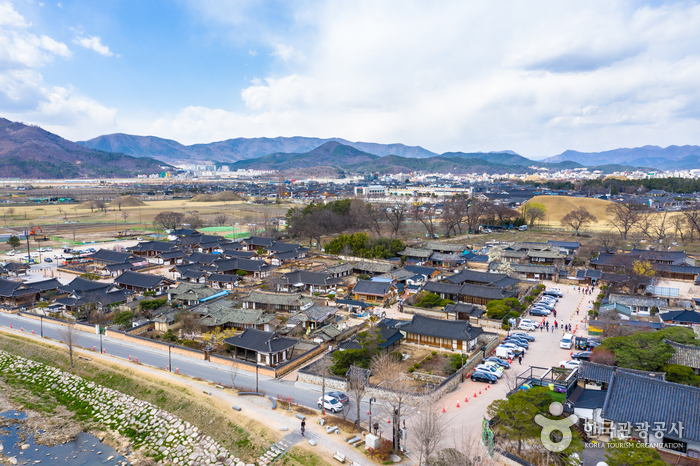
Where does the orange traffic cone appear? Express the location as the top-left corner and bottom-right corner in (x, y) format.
(442, 405), (446, 413)
(388, 419), (391, 423)
(487, 384), (491, 389)
(485, 384), (488, 390)
(465, 395), (468, 402)
(479, 389), (482, 394)
(367, 411), (370, 415)
(456, 401), (460, 408)
(473, 391), (477, 398)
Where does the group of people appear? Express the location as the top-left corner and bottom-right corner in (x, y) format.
(575, 285), (596, 295)
(541, 320), (573, 332)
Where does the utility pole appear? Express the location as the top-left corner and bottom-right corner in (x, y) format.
(255, 365), (259, 393)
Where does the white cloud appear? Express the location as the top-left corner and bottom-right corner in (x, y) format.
(0, 1), (28, 26)
(163, 0), (700, 157)
(248, 50), (257, 56)
(73, 35), (114, 57)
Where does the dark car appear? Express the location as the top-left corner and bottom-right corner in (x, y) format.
(327, 391), (349, 404)
(511, 332), (535, 342)
(530, 309), (549, 316)
(471, 370), (498, 384)
(485, 357), (510, 369)
(571, 351), (592, 361)
(504, 337), (529, 349)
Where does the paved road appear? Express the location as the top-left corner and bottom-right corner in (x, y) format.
(0, 312), (373, 422)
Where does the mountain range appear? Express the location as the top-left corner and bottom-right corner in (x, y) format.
(0, 119), (165, 179)
(543, 145), (700, 171)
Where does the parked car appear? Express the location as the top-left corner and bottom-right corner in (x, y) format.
(544, 288), (563, 297)
(484, 357), (510, 369)
(317, 395), (344, 413)
(571, 351), (592, 361)
(530, 309), (549, 317)
(137, 237), (144, 241)
(495, 346), (515, 359)
(520, 319), (540, 328)
(327, 391), (349, 404)
(504, 337), (529, 348)
(518, 322), (537, 331)
(44, 247), (52, 252)
(6, 251), (14, 256)
(483, 360), (508, 373)
(44, 258), (52, 263)
(476, 364), (503, 378)
(500, 342), (526, 355)
(560, 333), (574, 349)
(471, 370), (498, 384)
(511, 332), (535, 342)
(558, 360), (581, 370)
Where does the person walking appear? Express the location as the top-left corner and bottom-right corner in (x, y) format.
(554, 321), (558, 329)
(518, 355), (522, 365)
(301, 419), (306, 437)
(546, 322), (549, 331)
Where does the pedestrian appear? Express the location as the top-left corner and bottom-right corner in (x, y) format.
(555, 321), (558, 329)
(518, 355), (522, 365)
(301, 419), (306, 437)
(546, 322), (549, 330)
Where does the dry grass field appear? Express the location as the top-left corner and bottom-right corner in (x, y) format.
(525, 195), (615, 227)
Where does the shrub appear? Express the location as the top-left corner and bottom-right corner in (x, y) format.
(140, 298), (167, 311)
(112, 310), (134, 327)
(408, 367), (415, 373)
(425, 355), (431, 360)
(79, 272), (101, 281)
(431, 351), (437, 356)
(143, 290), (157, 297)
(416, 293), (454, 309)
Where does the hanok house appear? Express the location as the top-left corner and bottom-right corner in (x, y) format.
(422, 281), (515, 306)
(337, 319), (404, 353)
(113, 271), (174, 295)
(240, 236), (276, 252)
(608, 294), (669, 316)
(2, 262), (29, 277)
(205, 273), (239, 290)
(86, 249), (137, 266)
(351, 280), (397, 304)
(224, 328), (298, 367)
(325, 263), (353, 279)
(155, 250), (185, 266)
(423, 241), (468, 255)
(277, 270), (341, 294)
(128, 241), (180, 260)
(509, 263), (558, 281)
(666, 339), (700, 375)
(398, 247), (433, 263)
(660, 309), (700, 327)
(210, 258), (274, 279)
(591, 249), (700, 281)
(55, 286), (133, 314)
(0, 277), (60, 307)
(287, 302), (337, 330)
(352, 261), (396, 277)
(570, 362), (700, 460)
(193, 301), (277, 331)
(167, 283), (227, 307)
(240, 290), (312, 312)
(398, 314), (483, 351)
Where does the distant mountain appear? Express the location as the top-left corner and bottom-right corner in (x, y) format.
(441, 151), (537, 166)
(231, 141), (379, 170)
(544, 145), (700, 170)
(0, 118), (166, 179)
(79, 134), (437, 163)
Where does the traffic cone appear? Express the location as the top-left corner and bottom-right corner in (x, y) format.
(465, 395), (468, 402)
(388, 419), (391, 424)
(485, 384), (488, 390)
(129, 355), (132, 361)
(473, 391), (477, 398)
(456, 401), (460, 408)
(479, 389), (482, 394)
(487, 384), (491, 389)
(176, 368), (179, 373)
(93, 346), (95, 351)
(367, 411), (370, 415)
(136, 357), (138, 363)
(442, 405), (446, 413)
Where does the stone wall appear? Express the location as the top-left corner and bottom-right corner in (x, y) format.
(0, 351), (243, 466)
(411, 371), (446, 384)
(106, 329), (207, 360)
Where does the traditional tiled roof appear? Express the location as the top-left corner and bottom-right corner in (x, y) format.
(403, 265), (439, 277)
(398, 248), (433, 259)
(352, 262), (395, 274)
(443, 303), (485, 317)
(511, 264), (558, 274)
(601, 371), (700, 442)
(397, 314), (483, 341)
(281, 270), (340, 287)
(114, 271), (171, 289)
(224, 329), (298, 353)
(87, 249), (135, 264)
(660, 309), (700, 324)
(241, 236), (277, 247)
(325, 263), (354, 274)
(547, 240), (581, 249)
(423, 241), (468, 253)
(242, 290), (311, 307)
(666, 340), (700, 370)
(59, 276), (112, 293)
(429, 252), (464, 263)
(338, 319), (403, 350)
(128, 241), (179, 253)
(575, 269), (603, 279)
(445, 269), (508, 285)
(423, 281), (514, 300)
(353, 280), (394, 296)
(609, 294), (668, 308)
(578, 361), (666, 383)
(168, 283), (221, 301)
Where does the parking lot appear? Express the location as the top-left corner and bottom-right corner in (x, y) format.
(432, 281), (596, 443)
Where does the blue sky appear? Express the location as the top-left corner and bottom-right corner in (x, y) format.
(1, 0), (700, 158)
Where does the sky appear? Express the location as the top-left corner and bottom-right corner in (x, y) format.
(1, 0), (700, 159)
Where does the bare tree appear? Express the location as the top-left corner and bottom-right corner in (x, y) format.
(6, 207), (14, 217)
(371, 352), (417, 455)
(114, 197), (123, 211)
(347, 366), (367, 431)
(383, 204), (407, 237)
(412, 204), (438, 239)
(606, 203), (641, 239)
(441, 196), (467, 237)
(154, 211), (185, 230)
(58, 324), (80, 369)
(410, 397), (448, 465)
(561, 206), (597, 235)
(214, 213), (229, 227)
(184, 214), (205, 230)
(429, 430), (498, 466)
(121, 211), (130, 223)
(230, 361), (238, 390)
(671, 214), (687, 245)
(596, 230), (621, 253)
(317, 355), (332, 415)
(683, 206), (700, 242)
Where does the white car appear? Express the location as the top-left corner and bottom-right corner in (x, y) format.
(44, 247), (52, 252)
(520, 319), (540, 327)
(500, 342), (527, 354)
(558, 360), (581, 370)
(6, 251), (14, 256)
(518, 322), (537, 331)
(317, 395), (344, 413)
(475, 364), (503, 378)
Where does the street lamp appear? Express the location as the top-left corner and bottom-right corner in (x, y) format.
(99, 331), (103, 354)
(255, 365), (259, 393)
(40, 315), (43, 338)
(460, 352), (466, 382)
(168, 345), (172, 372)
(368, 397), (376, 434)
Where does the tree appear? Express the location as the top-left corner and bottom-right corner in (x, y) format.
(596, 231), (621, 254)
(383, 204), (407, 237)
(521, 201), (547, 227)
(154, 211), (184, 230)
(606, 203), (641, 239)
(412, 204), (438, 239)
(7, 235), (20, 250)
(184, 214), (205, 230)
(663, 364), (700, 386)
(371, 351), (417, 455)
(6, 207), (14, 217)
(486, 387), (555, 454)
(589, 348), (616, 366)
(604, 443), (666, 466)
(112, 310), (134, 327)
(121, 211), (130, 223)
(347, 366), (367, 432)
(410, 397), (447, 466)
(561, 206), (597, 234)
(317, 355), (332, 414)
(58, 324), (80, 369)
(214, 213), (229, 227)
(625, 260), (656, 294)
(115, 197), (123, 211)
